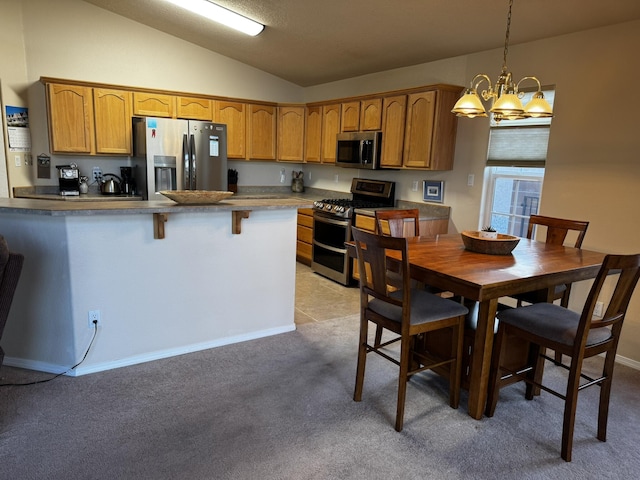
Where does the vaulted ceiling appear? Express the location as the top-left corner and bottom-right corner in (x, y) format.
(82, 0), (640, 87)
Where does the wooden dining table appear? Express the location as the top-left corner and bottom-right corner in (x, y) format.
(352, 233), (606, 420)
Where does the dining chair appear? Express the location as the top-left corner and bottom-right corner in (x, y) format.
(485, 253), (640, 461)
(509, 215), (590, 364)
(0, 236), (25, 368)
(351, 227), (468, 432)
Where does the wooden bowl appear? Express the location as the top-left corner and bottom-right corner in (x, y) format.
(159, 190), (234, 204)
(461, 231), (520, 255)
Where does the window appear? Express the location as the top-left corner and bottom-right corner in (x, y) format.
(481, 88), (554, 235)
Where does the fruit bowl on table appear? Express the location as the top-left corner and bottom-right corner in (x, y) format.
(461, 230), (520, 255)
(159, 190), (234, 204)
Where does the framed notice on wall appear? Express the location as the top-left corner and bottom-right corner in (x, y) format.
(423, 180), (444, 203)
(5, 106), (31, 152)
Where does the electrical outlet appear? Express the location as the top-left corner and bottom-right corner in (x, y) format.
(412, 181), (419, 192)
(279, 168), (286, 183)
(88, 310), (101, 328)
(92, 167), (103, 183)
(468, 174), (475, 186)
(334, 174), (339, 183)
(593, 301), (604, 318)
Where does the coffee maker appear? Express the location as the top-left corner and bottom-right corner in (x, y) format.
(56, 163), (80, 196)
(120, 166), (137, 195)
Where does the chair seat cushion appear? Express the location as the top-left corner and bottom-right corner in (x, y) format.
(369, 289), (468, 325)
(497, 302), (612, 346)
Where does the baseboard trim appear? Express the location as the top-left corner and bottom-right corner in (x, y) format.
(4, 324), (296, 377)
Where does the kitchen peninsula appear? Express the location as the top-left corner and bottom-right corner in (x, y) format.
(0, 196), (312, 376)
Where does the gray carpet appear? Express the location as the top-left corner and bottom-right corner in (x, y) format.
(1, 314), (639, 479)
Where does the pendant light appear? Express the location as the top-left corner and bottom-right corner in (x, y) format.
(451, 0), (553, 122)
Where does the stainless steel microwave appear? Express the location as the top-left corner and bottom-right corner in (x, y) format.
(335, 131), (382, 169)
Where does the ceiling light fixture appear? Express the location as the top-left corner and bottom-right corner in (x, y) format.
(451, 0), (553, 122)
(165, 0), (264, 37)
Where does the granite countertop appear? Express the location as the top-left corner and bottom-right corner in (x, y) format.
(0, 196), (314, 217)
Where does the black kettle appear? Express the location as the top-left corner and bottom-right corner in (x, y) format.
(100, 174), (122, 195)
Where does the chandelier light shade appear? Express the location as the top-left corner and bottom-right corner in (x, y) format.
(164, 0), (265, 37)
(452, 0), (553, 122)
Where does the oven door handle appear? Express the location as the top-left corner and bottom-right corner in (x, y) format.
(313, 213), (350, 227)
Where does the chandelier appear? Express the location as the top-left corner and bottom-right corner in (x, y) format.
(451, 0), (553, 122)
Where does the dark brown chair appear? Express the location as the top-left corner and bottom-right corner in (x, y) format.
(351, 227), (468, 432)
(375, 209), (420, 237)
(510, 215), (589, 364)
(486, 253), (640, 461)
(0, 236), (24, 368)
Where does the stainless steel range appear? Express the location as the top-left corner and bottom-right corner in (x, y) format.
(311, 178), (395, 285)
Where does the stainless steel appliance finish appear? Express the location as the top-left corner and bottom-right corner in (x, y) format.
(335, 131), (382, 169)
(132, 117), (228, 200)
(56, 163), (80, 196)
(311, 178), (396, 285)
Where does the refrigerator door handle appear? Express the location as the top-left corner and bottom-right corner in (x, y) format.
(182, 133), (190, 190)
(190, 134), (197, 190)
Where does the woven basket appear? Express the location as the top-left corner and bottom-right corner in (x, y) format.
(159, 190), (234, 204)
(461, 231), (520, 255)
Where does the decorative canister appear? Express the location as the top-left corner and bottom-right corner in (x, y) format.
(291, 171), (304, 192)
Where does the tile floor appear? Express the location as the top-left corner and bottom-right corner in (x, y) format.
(294, 262), (360, 325)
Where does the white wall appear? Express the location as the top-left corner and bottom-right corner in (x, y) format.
(2, 0), (639, 363)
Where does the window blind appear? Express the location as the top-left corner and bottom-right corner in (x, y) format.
(486, 125), (550, 167)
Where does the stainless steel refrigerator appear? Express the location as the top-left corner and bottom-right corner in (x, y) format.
(132, 117), (228, 200)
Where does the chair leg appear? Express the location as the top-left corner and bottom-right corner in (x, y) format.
(598, 350), (617, 442)
(353, 316), (369, 402)
(561, 357), (583, 462)
(449, 319), (463, 409)
(526, 344), (545, 399)
(395, 334), (412, 432)
(374, 325), (383, 347)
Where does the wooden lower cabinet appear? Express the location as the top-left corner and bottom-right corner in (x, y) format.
(296, 208), (314, 265)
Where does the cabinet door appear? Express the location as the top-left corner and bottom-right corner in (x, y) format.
(380, 95), (407, 168)
(403, 91), (436, 169)
(132, 92), (175, 118)
(93, 88), (132, 155)
(277, 106), (305, 162)
(321, 104), (341, 164)
(341, 101), (360, 132)
(360, 98), (382, 131)
(248, 103), (277, 160)
(177, 96), (212, 120)
(215, 101), (247, 159)
(304, 106), (322, 163)
(47, 83), (94, 154)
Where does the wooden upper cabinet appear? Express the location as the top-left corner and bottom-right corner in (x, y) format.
(132, 92), (175, 118)
(403, 89), (460, 170)
(277, 106), (305, 162)
(380, 95), (407, 168)
(304, 106), (322, 163)
(360, 98), (382, 131)
(93, 88), (132, 155)
(215, 100), (247, 159)
(248, 103), (277, 160)
(403, 91), (437, 169)
(341, 101), (360, 132)
(177, 96), (212, 120)
(46, 83), (94, 154)
(321, 104), (341, 163)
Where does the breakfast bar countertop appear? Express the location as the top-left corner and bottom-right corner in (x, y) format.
(0, 196), (314, 216)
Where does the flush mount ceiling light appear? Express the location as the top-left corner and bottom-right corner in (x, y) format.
(165, 0), (264, 36)
(451, 0), (553, 122)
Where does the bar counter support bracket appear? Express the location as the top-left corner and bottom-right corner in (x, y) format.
(153, 213), (168, 239)
(232, 210), (251, 234)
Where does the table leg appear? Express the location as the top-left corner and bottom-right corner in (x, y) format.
(467, 298), (499, 419)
